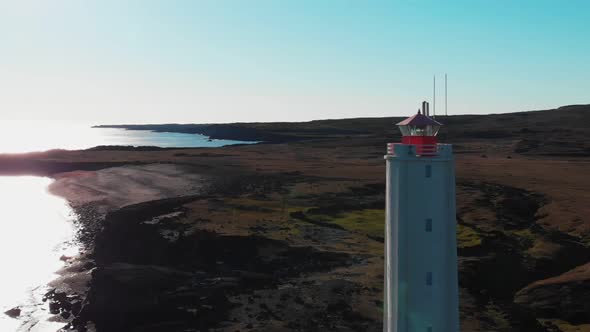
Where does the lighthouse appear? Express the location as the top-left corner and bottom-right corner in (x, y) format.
(384, 102), (459, 332)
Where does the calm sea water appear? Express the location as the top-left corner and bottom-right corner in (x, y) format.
(0, 121), (251, 153)
(0, 122), (252, 331)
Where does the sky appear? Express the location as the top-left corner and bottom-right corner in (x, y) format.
(0, 0), (588, 124)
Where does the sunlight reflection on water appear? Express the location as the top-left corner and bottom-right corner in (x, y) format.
(0, 176), (78, 332)
(0, 120), (250, 153)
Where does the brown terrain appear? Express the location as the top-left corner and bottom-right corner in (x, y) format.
(1, 104), (590, 331)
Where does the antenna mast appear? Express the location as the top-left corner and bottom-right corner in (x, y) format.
(433, 75), (436, 118)
(445, 73), (448, 116)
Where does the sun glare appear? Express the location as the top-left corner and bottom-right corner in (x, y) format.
(0, 176), (77, 331)
(0, 121), (104, 153)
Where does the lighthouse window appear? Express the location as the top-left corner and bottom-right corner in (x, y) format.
(426, 272), (433, 286)
(425, 219), (432, 232)
(398, 125), (411, 136)
(425, 165), (432, 178)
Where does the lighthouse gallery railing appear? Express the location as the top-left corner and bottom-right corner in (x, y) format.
(387, 143), (439, 157)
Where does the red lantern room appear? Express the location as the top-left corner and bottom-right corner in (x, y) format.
(393, 101), (442, 156)
(397, 101), (442, 145)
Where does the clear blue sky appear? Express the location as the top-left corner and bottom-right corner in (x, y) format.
(0, 0), (588, 124)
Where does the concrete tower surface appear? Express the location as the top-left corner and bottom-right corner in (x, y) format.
(384, 102), (459, 332)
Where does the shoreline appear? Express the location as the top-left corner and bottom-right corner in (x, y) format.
(2, 164), (216, 331)
(0, 142), (262, 331)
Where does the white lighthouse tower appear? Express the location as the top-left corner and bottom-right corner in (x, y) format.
(384, 102), (459, 332)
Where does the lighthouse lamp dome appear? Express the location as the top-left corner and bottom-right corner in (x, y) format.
(394, 103), (444, 152)
(396, 110), (443, 138)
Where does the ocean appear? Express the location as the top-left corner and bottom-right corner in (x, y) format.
(0, 121), (250, 154)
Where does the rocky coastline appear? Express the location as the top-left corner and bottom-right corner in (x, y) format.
(42, 167), (380, 332)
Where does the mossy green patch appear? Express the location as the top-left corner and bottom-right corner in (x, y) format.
(538, 319), (590, 332)
(511, 228), (537, 247)
(228, 197), (280, 211)
(457, 224), (482, 249)
(512, 228), (535, 240)
(482, 303), (511, 330)
(309, 209), (385, 239)
(376, 300), (384, 313)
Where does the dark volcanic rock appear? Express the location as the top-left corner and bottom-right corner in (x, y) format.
(92, 263), (193, 290)
(515, 262), (590, 324)
(77, 196), (351, 332)
(4, 307), (21, 318)
(456, 181), (566, 330)
(81, 263), (222, 332)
